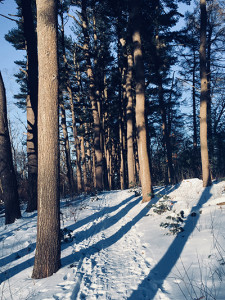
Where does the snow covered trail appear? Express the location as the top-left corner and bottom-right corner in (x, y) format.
(60, 191), (156, 299)
(1, 179), (225, 299)
(0, 189), (158, 300)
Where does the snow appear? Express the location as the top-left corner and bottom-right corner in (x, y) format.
(0, 178), (225, 299)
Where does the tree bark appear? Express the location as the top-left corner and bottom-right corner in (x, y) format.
(158, 76), (176, 184)
(126, 52), (136, 187)
(0, 72), (21, 225)
(130, 0), (153, 202)
(80, 136), (88, 192)
(119, 121), (125, 190)
(60, 8), (82, 193)
(102, 74), (110, 190)
(106, 142), (112, 190)
(60, 102), (75, 195)
(92, 144), (97, 189)
(26, 94), (38, 211)
(192, 49), (199, 178)
(32, 0), (60, 278)
(199, 0), (211, 187)
(192, 51), (198, 150)
(154, 8), (176, 184)
(84, 122), (93, 190)
(68, 86), (82, 193)
(117, 37), (126, 190)
(81, 0), (103, 190)
(206, 25), (213, 165)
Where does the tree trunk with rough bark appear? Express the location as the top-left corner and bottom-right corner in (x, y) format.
(69, 90), (82, 193)
(158, 77), (176, 184)
(60, 7), (81, 193)
(32, 0), (60, 279)
(130, 0), (153, 202)
(81, 0), (103, 190)
(26, 94), (38, 211)
(207, 25), (213, 169)
(60, 102), (75, 194)
(80, 136), (88, 192)
(199, 0), (211, 187)
(126, 51), (136, 188)
(84, 122), (93, 190)
(0, 72), (21, 225)
(192, 50), (199, 178)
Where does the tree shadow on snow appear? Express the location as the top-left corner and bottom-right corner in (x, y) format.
(67, 196), (141, 246)
(61, 184), (181, 271)
(66, 193), (136, 234)
(127, 184), (213, 299)
(0, 212), (37, 242)
(67, 183), (180, 247)
(0, 184), (180, 285)
(0, 256), (34, 284)
(0, 193), (134, 282)
(61, 196), (146, 266)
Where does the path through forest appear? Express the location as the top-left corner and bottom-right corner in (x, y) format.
(1, 179), (225, 299)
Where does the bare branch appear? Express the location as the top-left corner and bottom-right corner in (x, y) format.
(177, 77), (201, 92)
(0, 13), (19, 23)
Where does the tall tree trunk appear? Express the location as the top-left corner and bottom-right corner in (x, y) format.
(21, 0), (38, 212)
(60, 7), (82, 193)
(154, 13), (176, 184)
(192, 50), (199, 178)
(117, 37), (126, 190)
(119, 122), (125, 190)
(102, 74), (110, 190)
(207, 25), (213, 167)
(130, 0), (153, 202)
(69, 90), (82, 193)
(199, 0), (211, 187)
(106, 142), (112, 190)
(133, 134), (140, 184)
(84, 122), (93, 190)
(111, 143), (116, 189)
(80, 136), (88, 192)
(193, 51), (198, 150)
(32, 0), (60, 278)
(81, 0), (103, 190)
(26, 94), (38, 211)
(0, 72), (21, 225)
(92, 144), (97, 189)
(60, 102), (75, 194)
(158, 76), (176, 184)
(126, 51), (136, 187)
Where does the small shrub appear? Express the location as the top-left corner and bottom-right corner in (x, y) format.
(60, 227), (73, 243)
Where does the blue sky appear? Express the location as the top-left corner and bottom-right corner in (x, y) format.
(0, 0), (26, 146)
(0, 0), (192, 149)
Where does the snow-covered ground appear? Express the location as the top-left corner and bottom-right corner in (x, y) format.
(0, 178), (225, 299)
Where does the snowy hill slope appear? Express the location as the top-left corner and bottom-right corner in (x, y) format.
(0, 178), (225, 299)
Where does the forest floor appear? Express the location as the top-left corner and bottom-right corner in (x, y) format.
(0, 178), (225, 299)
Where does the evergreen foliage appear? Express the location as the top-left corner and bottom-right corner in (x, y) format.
(3, 0), (225, 199)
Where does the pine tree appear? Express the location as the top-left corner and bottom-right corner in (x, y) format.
(32, 0), (60, 279)
(126, 45), (136, 188)
(130, 0), (153, 202)
(0, 72), (21, 225)
(21, 0), (38, 212)
(5, 0), (38, 211)
(80, 0), (104, 191)
(179, 10), (201, 178)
